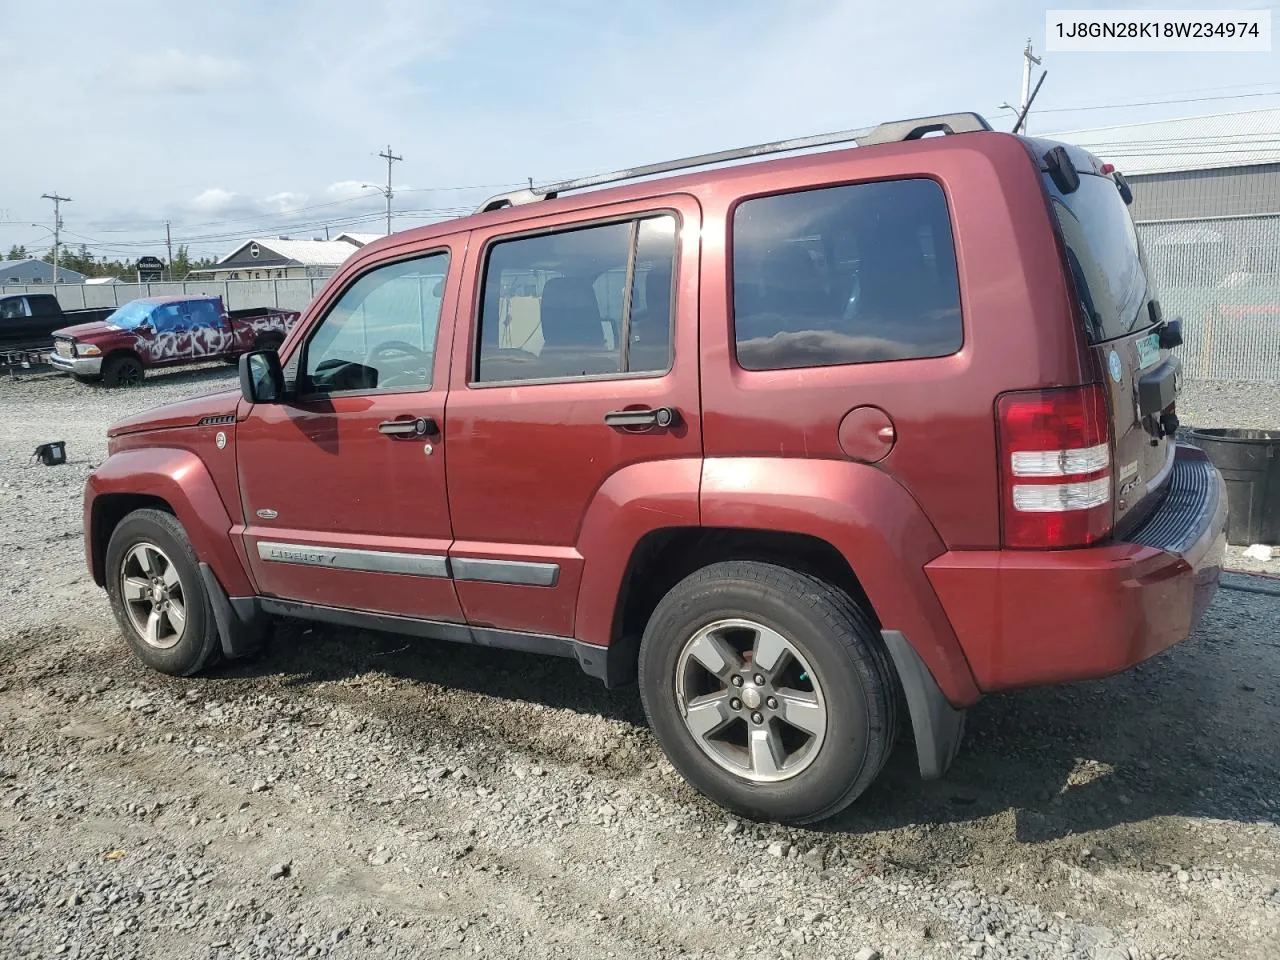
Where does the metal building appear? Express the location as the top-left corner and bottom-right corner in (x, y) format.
(0, 258), (88, 284)
(1053, 107), (1280, 221)
(199, 236), (366, 281)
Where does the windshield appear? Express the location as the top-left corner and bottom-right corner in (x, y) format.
(104, 300), (158, 331)
(1046, 172), (1154, 343)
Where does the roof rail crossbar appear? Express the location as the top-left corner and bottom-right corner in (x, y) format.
(477, 111), (990, 213)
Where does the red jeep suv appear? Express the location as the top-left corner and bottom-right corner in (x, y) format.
(84, 113), (1226, 824)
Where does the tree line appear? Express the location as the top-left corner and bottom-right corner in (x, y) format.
(3, 243), (218, 280)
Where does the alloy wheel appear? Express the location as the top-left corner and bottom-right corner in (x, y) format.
(119, 542), (187, 650)
(675, 618), (827, 783)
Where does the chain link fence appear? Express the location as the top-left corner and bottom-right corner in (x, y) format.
(1137, 214), (1280, 384)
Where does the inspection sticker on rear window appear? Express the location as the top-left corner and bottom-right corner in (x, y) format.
(1136, 332), (1161, 370)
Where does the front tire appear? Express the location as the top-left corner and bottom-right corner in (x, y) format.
(101, 354), (144, 388)
(104, 509), (221, 676)
(638, 561), (899, 824)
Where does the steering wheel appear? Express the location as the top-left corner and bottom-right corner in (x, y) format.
(365, 340), (432, 390)
(366, 340), (431, 367)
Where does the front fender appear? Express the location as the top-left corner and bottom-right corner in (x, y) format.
(700, 457), (980, 707)
(84, 447), (254, 595)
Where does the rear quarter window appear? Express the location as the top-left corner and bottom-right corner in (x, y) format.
(28, 295), (59, 317)
(732, 178), (963, 371)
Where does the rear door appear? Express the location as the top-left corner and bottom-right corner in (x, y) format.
(1045, 165), (1175, 530)
(444, 196), (700, 638)
(186, 298), (234, 359)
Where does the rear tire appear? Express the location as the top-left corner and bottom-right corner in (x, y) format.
(104, 509), (222, 676)
(638, 560), (898, 824)
(101, 354), (144, 388)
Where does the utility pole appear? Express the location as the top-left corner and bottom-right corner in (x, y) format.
(164, 220), (173, 279)
(41, 193), (71, 283)
(1019, 39), (1042, 135)
(378, 144), (402, 235)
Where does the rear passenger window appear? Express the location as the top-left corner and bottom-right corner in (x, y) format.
(475, 215), (676, 383)
(732, 179), (962, 371)
(186, 300), (222, 330)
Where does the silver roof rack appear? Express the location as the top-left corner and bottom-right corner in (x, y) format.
(477, 112), (991, 213)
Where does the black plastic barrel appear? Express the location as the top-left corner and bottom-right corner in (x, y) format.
(1188, 428), (1280, 546)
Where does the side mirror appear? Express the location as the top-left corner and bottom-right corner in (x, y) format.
(239, 349), (284, 404)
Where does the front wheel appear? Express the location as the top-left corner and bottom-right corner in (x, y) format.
(638, 561), (899, 824)
(104, 509), (222, 676)
(101, 354), (144, 388)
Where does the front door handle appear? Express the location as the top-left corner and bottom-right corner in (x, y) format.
(603, 407), (680, 430)
(378, 416), (437, 437)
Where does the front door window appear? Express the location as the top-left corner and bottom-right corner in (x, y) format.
(303, 254), (449, 395)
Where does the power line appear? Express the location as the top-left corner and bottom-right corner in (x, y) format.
(1030, 89), (1280, 115)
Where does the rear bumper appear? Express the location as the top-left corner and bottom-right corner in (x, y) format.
(927, 445), (1227, 692)
(49, 352), (102, 376)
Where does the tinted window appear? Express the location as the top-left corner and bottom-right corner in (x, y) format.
(0, 298), (28, 320)
(186, 300), (222, 331)
(304, 253), (448, 394)
(475, 215), (676, 383)
(733, 179), (962, 371)
(28, 295), (59, 317)
(1046, 172), (1152, 342)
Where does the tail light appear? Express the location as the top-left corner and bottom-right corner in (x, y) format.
(997, 384), (1113, 549)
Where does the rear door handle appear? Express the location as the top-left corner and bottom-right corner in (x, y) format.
(378, 416), (437, 437)
(603, 407), (680, 429)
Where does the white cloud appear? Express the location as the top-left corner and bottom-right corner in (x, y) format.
(114, 47), (248, 95)
(189, 188), (240, 215)
(325, 181), (377, 201)
(261, 192), (310, 214)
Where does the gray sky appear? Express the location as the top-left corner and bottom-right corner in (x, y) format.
(2, 0), (1277, 263)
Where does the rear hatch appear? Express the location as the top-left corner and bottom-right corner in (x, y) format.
(1038, 145), (1179, 534)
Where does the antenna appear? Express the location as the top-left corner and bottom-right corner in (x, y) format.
(1012, 71), (1048, 135)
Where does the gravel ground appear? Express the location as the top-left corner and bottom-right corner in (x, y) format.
(1, 367), (1279, 960)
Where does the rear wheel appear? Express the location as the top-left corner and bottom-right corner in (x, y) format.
(105, 509), (221, 676)
(101, 354), (144, 388)
(638, 561), (898, 824)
